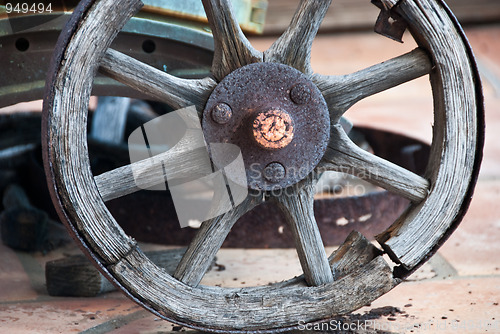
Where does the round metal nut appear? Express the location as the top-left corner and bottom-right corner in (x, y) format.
(211, 103), (232, 124)
(263, 162), (286, 183)
(252, 109), (294, 150)
(290, 83), (311, 105)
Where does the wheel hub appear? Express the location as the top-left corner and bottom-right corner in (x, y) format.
(202, 62), (330, 191)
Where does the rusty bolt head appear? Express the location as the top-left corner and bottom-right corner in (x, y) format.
(263, 162), (286, 183)
(211, 103), (232, 124)
(252, 109), (294, 150)
(290, 83), (311, 105)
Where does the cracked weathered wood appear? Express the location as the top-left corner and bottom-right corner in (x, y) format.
(44, 0), (143, 263)
(246, 230), (384, 292)
(320, 124), (430, 202)
(314, 48), (432, 122)
(328, 231), (382, 280)
(100, 48), (216, 110)
(271, 176), (333, 286)
(375, 0), (479, 269)
(173, 191), (263, 287)
(43, 0), (481, 330)
(202, 0), (263, 81)
(265, 0), (332, 74)
(112, 248), (396, 330)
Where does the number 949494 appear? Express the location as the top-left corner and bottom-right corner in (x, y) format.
(5, 2), (53, 14)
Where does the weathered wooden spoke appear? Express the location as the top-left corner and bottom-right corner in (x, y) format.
(94, 130), (211, 202)
(265, 0), (332, 74)
(201, 0), (263, 81)
(319, 124), (429, 202)
(314, 48), (432, 122)
(43, 0), (482, 331)
(173, 191), (263, 287)
(271, 177), (334, 286)
(100, 49), (216, 110)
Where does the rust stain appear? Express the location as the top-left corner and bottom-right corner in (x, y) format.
(252, 109), (293, 149)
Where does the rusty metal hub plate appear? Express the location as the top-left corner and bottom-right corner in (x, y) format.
(202, 62), (330, 190)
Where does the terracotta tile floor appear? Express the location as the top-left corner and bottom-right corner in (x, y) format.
(1, 24), (499, 333)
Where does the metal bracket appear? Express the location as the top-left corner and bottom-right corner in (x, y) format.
(371, 0), (408, 43)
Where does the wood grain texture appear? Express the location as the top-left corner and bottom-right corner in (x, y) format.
(376, 0), (479, 269)
(202, 0), (263, 81)
(111, 249), (396, 330)
(173, 191), (263, 287)
(313, 48), (432, 122)
(43, 0), (480, 329)
(328, 231), (382, 280)
(100, 48), (216, 111)
(320, 124), (429, 202)
(94, 129), (211, 202)
(44, 0), (143, 263)
(265, 0), (332, 74)
(271, 176), (333, 286)
(245, 230), (384, 291)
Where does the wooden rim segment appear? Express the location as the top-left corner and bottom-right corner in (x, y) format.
(42, 0), (483, 331)
(374, 0), (482, 271)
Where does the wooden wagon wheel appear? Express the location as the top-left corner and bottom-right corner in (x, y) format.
(42, 0), (483, 331)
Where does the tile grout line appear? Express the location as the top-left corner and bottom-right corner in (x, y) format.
(79, 309), (152, 334)
(427, 252), (458, 279)
(403, 273), (500, 284)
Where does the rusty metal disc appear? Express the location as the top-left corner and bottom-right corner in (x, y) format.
(202, 62), (330, 191)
